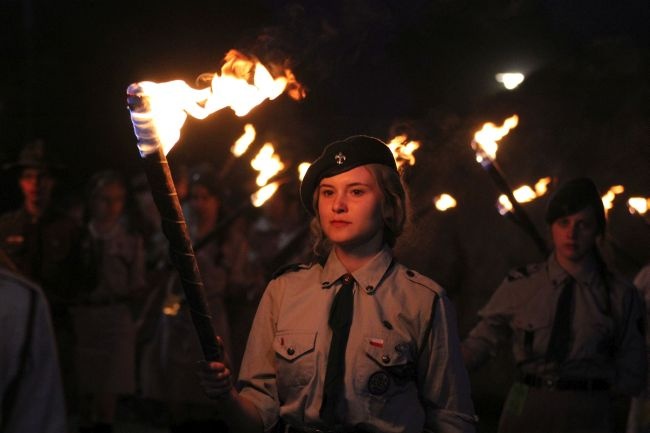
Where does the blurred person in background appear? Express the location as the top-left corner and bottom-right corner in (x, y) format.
(71, 170), (146, 433)
(140, 165), (251, 432)
(462, 177), (646, 433)
(0, 139), (83, 414)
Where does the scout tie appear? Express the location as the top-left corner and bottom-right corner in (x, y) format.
(546, 276), (575, 363)
(320, 273), (354, 424)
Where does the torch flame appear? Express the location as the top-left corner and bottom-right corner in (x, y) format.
(231, 124), (256, 157)
(628, 197), (649, 215)
(298, 162), (311, 181)
(496, 176), (551, 215)
(129, 50), (304, 156)
(251, 182), (280, 207)
(250, 143), (285, 187)
(601, 185), (625, 214)
(386, 135), (420, 169)
(472, 115), (519, 163)
(433, 194), (457, 211)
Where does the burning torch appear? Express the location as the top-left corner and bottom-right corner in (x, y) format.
(471, 115), (549, 256)
(126, 50), (304, 362)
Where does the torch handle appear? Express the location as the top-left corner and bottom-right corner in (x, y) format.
(142, 147), (223, 362)
(485, 162), (549, 256)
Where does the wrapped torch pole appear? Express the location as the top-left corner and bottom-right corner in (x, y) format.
(126, 83), (222, 362)
(475, 155), (549, 256)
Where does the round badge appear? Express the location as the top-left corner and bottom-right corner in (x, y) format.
(367, 371), (391, 395)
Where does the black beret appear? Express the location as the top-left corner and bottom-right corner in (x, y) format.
(300, 135), (397, 215)
(545, 177), (606, 232)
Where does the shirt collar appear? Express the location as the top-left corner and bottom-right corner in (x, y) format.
(547, 253), (599, 288)
(320, 246), (393, 294)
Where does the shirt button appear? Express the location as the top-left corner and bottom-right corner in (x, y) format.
(395, 343), (409, 353)
(322, 281), (329, 287)
(287, 347), (295, 356)
(381, 355), (391, 364)
(365, 285), (374, 293)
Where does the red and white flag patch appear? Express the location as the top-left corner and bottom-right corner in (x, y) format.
(369, 338), (384, 348)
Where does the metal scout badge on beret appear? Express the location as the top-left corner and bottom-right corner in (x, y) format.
(299, 135), (397, 215)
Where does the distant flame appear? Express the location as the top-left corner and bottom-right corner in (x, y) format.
(601, 185), (624, 214)
(387, 135), (420, 169)
(471, 115), (519, 163)
(250, 143), (285, 187)
(232, 124), (256, 157)
(496, 177), (551, 215)
(628, 197), (649, 215)
(128, 50), (304, 156)
(298, 162), (311, 181)
(433, 194), (457, 211)
(251, 182), (280, 207)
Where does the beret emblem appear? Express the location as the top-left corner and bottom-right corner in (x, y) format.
(334, 152), (346, 165)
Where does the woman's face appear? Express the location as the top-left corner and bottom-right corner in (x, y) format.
(91, 181), (126, 225)
(317, 165), (384, 252)
(189, 184), (219, 223)
(551, 206), (599, 263)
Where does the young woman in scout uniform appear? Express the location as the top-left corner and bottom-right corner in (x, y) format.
(198, 135), (476, 433)
(461, 178), (646, 433)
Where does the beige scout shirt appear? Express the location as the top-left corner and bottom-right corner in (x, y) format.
(237, 246), (476, 433)
(463, 255), (646, 395)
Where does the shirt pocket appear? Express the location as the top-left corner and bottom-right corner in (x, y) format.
(273, 330), (317, 390)
(513, 315), (552, 360)
(354, 333), (417, 400)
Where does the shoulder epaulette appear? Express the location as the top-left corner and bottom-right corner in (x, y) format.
(506, 263), (542, 282)
(403, 268), (443, 295)
(271, 262), (313, 280)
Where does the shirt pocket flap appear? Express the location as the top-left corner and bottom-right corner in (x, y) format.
(274, 331), (317, 361)
(363, 335), (413, 368)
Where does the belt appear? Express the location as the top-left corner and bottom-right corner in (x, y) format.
(518, 374), (610, 391)
(286, 426), (368, 433)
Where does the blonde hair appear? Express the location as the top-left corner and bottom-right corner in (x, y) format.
(310, 164), (410, 258)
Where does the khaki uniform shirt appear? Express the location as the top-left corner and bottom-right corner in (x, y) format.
(238, 247), (476, 433)
(463, 255), (646, 395)
(0, 208), (81, 310)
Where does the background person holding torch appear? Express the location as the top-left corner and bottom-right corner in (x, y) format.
(461, 177), (646, 433)
(198, 135), (476, 433)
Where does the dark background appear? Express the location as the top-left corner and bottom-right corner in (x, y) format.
(2, 0), (649, 430)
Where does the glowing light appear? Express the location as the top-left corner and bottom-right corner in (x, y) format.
(496, 177), (552, 215)
(495, 72), (525, 90)
(471, 115), (519, 163)
(601, 185), (625, 215)
(628, 197), (649, 215)
(251, 182), (280, 207)
(433, 194), (457, 211)
(298, 162), (311, 181)
(231, 124), (256, 157)
(386, 135), (420, 169)
(250, 143), (285, 187)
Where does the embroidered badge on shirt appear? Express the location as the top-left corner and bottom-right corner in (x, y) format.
(368, 371), (391, 395)
(369, 338), (384, 348)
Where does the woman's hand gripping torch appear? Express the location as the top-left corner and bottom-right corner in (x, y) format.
(126, 83), (223, 362)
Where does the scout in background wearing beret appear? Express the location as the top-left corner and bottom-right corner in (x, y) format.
(199, 135), (477, 433)
(461, 178), (646, 433)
